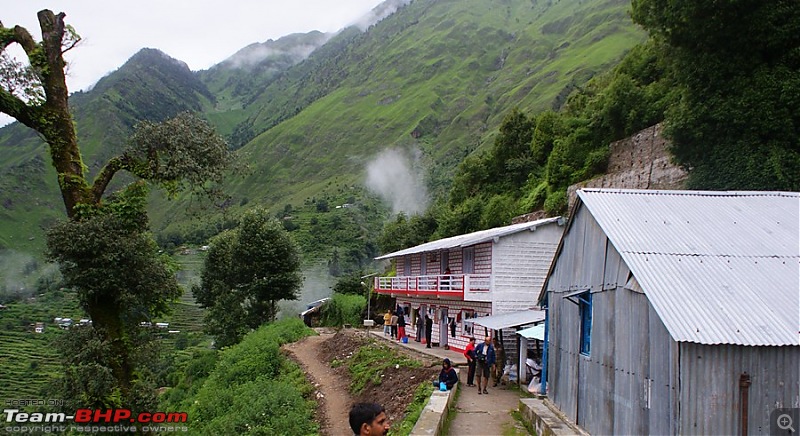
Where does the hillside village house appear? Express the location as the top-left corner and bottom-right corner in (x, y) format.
(374, 217), (564, 353)
(540, 189), (799, 435)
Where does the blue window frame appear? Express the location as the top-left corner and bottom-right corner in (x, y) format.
(578, 291), (592, 356)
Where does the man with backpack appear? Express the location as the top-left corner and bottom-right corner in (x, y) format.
(474, 335), (496, 394)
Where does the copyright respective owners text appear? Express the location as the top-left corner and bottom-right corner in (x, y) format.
(772, 408), (799, 436)
(3, 399), (189, 433)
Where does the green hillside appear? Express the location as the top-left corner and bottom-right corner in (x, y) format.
(150, 0), (645, 242)
(0, 0), (644, 263)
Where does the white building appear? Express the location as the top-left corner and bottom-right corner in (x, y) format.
(374, 217), (564, 352)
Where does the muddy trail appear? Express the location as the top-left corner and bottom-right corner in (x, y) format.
(285, 331), (352, 435)
(285, 329), (438, 436)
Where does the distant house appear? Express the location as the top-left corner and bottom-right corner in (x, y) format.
(374, 217), (565, 352)
(540, 189), (800, 435)
(34, 322), (44, 334)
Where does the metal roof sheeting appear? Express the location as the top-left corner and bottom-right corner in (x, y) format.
(375, 217), (564, 260)
(577, 189), (800, 346)
(464, 308), (546, 330)
(517, 324), (546, 340)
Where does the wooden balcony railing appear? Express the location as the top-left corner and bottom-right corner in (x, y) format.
(373, 274), (491, 297)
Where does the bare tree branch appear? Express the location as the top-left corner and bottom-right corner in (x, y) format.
(0, 86), (41, 128)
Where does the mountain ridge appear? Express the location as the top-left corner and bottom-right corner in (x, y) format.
(0, 0), (645, 258)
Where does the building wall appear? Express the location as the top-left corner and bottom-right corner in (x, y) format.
(546, 206), (678, 435)
(397, 247), (467, 277)
(397, 296), (491, 352)
(547, 205), (800, 435)
(678, 342), (800, 435)
(490, 223), (562, 314)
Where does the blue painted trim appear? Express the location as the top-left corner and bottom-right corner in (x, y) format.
(541, 303), (549, 394)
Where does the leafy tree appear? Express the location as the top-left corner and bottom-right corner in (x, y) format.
(631, 0), (800, 190)
(194, 207), (302, 347)
(1, 10), (229, 407)
(332, 271), (367, 296)
(377, 212), (438, 254)
(320, 293), (366, 327)
(490, 108), (536, 191)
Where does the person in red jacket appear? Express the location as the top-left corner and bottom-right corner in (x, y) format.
(463, 337), (477, 386)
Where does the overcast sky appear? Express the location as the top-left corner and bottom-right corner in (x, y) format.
(1, 0), (392, 126)
(3, 0), (388, 92)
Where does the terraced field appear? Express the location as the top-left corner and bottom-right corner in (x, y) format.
(0, 290), (80, 400)
(0, 252), (211, 402)
(0, 331), (62, 399)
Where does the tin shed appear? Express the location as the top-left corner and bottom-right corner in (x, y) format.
(540, 189), (799, 435)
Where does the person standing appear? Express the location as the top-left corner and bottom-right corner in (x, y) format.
(425, 309), (434, 348)
(383, 310), (391, 336)
(492, 336), (505, 387)
(349, 402), (390, 436)
(390, 311), (398, 339)
(463, 337), (477, 386)
(415, 312), (423, 342)
(474, 335), (496, 395)
(396, 305), (406, 341)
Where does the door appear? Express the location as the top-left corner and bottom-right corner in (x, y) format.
(439, 307), (448, 348)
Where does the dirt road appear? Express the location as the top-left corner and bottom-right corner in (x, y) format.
(285, 331), (353, 436)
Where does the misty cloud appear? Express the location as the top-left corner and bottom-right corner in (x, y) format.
(277, 263), (336, 319)
(351, 0), (412, 31)
(366, 147), (429, 215)
(222, 32), (332, 70)
(0, 250), (59, 300)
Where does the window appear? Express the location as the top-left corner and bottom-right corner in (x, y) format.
(578, 291), (592, 356)
(403, 256), (411, 276)
(463, 247), (475, 274)
(420, 253), (427, 275)
(440, 250), (449, 274)
(461, 309), (474, 336)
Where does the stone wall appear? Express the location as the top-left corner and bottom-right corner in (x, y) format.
(566, 123), (687, 210)
(513, 124), (687, 224)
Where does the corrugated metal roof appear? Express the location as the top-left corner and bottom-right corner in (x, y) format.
(577, 189), (800, 346)
(464, 308), (546, 330)
(517, 324), (546, 340)
(375, 217), (564, 260)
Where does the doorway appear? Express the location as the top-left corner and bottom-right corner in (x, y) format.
(439, 307), (448, 348)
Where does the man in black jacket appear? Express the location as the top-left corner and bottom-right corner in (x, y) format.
(425, 309), (434, 348)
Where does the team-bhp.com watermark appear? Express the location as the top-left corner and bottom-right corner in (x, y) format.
(3, 403), (188, 433)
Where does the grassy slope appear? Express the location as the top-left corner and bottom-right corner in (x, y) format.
(150, 0), (643, 233)
(0, 0), (643, 256)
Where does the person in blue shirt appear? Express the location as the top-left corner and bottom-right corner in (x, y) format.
(474, 335), (496, 394)
(433, 358), (458, 390)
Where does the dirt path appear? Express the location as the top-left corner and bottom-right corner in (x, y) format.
(284, 331), (353, 436)
(448, 383), (526, 435)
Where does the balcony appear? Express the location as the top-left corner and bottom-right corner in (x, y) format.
(374, 274), (491, 298)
